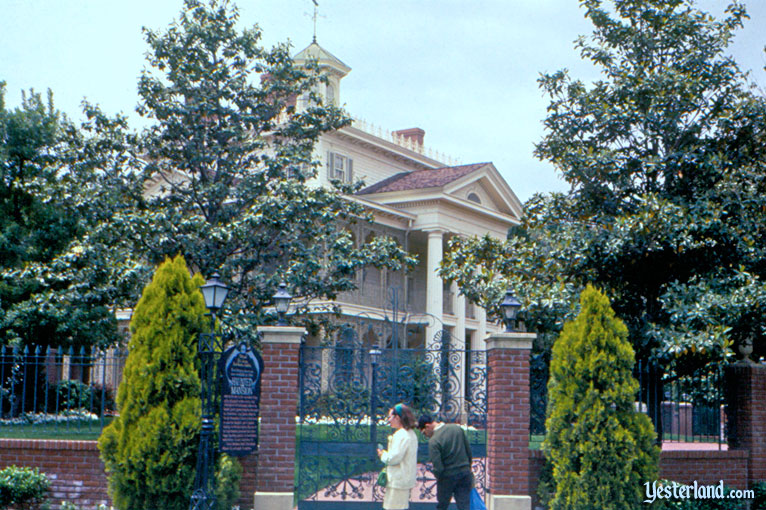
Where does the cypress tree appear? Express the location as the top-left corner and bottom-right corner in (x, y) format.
(543, 285), (658, 510)
(98, 255), (238, 510)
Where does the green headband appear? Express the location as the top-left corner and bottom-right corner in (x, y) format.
(394, 404), (403, 417)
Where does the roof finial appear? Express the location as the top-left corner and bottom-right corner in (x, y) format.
(312, 0), (319, 43)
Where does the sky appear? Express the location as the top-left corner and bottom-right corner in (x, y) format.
(1, 0), (765, 203)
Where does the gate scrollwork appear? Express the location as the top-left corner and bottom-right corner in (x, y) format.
(296, 325), (488, 508)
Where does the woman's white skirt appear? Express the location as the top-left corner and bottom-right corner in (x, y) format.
(383, 487), (411, 510)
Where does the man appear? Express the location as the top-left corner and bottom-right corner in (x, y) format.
(417, 415), (473, 510)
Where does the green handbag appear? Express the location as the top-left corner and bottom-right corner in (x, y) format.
(376, 468), (387, 487)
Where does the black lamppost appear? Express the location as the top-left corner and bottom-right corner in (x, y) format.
(190, 273), (229, 510)
(273, 282), (292, 326)
(369, 348), (381, 452)
(500, 290), (522, 332)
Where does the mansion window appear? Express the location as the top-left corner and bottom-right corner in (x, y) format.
(327, 152), (353, 182)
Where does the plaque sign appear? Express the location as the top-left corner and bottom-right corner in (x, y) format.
(219, 342), (263, 456)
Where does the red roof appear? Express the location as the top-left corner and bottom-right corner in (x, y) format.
(357, 163), (488, 195)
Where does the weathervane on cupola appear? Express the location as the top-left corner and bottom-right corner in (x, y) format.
(311, 0), (320, 43)
(294, 0), (351, 108)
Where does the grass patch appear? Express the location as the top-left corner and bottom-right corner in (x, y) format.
(661, 433), (722, 443)
(0, 421), (110, 440)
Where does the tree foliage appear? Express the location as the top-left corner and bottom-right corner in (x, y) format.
(116, 0), (413, 335)
(0, 83), (145, 348)
(442, 0), (766, 370)
(1, 0), (416, 349)
(98, 255), (240, 510)
(543, 285), (658, 510)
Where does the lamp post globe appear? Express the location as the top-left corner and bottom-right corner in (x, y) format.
(500, 290), (522, 332)
(273, 282), (292, 326)
(369, 348), (382, 367)
(200, 272), (229, 315)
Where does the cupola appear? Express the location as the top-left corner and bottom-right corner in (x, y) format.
(293, 41), (351, 108)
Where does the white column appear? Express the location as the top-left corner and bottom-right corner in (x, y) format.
(476, 305), (487, 350)
(453, 282), (465, 344)
(426, 230), (444, 346)
(454, 282), (467, 421)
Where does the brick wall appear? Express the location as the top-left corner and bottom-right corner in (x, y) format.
(2, 439), (749, 510)
(0, 439), (109, 509)
(659, 450), (749, 489)
(255, 338), (301, 493)
(236, 454), (258, 508)
(528, 449), (750, 503)
(487, 334), (532, 496)
(0, 438), (258, 510)
(727, 363), (766, 484)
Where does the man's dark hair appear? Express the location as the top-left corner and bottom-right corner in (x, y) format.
(417, 415), (434, 431)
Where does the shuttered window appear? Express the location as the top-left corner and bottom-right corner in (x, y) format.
(326, 152), (354, 182)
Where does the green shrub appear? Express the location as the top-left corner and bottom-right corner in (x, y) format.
(215, 454), (243, 510)
(52, 380), (116, 414)
(0, 465), (49, 510)
(403, 352), (439, 416)
(98, 255), (240, 510)
(314, 383), (371, 420)
(52, 380), (92, 411)
(753, 481), (766, 510)
(543, 285), (659, 510)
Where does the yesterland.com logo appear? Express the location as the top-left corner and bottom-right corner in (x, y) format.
(644, 480), (754, 504)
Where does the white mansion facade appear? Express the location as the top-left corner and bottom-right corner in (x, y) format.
(294, 41), (523, 351)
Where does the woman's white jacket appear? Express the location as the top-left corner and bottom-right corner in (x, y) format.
(380, 428), (418, 489)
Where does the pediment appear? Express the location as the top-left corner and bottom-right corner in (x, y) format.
(443, 163), (523, 220)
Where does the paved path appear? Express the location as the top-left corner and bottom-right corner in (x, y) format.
(662, 441), (728, 451)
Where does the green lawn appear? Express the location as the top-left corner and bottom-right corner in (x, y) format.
(0, 418), (114, 440)
(1, 419), (538, 448)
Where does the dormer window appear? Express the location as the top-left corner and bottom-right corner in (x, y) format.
(327, 152), (353, 182)
(467, 192), (482, 204)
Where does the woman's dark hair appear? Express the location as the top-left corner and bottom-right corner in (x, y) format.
(392, 403), (417, 430)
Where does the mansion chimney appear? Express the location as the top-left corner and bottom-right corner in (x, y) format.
(394, 128), (425, 146)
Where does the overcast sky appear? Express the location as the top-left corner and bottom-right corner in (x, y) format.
(2, 1), (765, 202)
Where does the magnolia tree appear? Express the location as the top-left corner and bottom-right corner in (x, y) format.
(441, 0), (766, 374)
(114, 0), (414, 335)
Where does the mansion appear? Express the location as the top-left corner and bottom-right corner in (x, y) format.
(293, 40), (523, 351)
(118, 39), (523, 354)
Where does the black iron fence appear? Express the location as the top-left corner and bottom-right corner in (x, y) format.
(529, 352), (548, 437)
(296, 326), (488, 509)
(2, 341), (727, 447)
(530, 358), (727, 446)
(635, 360), (726, 446)
(0, 344), (127, 437)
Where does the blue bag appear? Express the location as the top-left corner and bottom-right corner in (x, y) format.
(470, 488), (486, 510)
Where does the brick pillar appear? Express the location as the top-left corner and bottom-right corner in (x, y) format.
(726, 362), (766, 484)
(253, 326), (305, 510)
(486, 332), (534, 510)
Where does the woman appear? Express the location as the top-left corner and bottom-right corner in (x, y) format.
(377, 403), (418, 510)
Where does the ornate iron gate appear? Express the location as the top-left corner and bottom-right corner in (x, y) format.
(297, 325), (487, 510)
